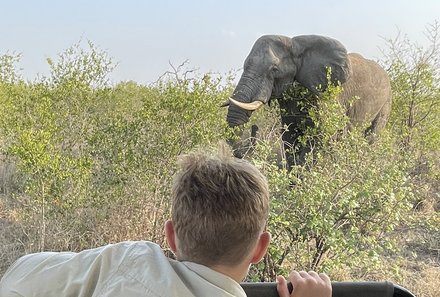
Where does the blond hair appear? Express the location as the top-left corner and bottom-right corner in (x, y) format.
(171, 145), (269, 266)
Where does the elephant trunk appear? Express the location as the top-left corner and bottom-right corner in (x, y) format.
(226, 74), (272, 159)
(227, 105), (251, 127)
(226, 74), (272, 127)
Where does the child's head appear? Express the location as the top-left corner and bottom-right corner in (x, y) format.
(170, 145), (269, 267)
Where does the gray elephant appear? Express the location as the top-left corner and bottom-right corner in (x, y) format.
(224, 34), (392, 168)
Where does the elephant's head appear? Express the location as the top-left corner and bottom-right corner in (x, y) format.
(224, 35), (351, 128)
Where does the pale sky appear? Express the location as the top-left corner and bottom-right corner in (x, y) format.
(2, 0), (439, 83)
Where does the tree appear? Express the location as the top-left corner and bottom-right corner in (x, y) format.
(382, 21), (440, 152)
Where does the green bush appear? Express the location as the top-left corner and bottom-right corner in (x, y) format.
(0, 43), (233, 254)
(246, 84), (415, 281)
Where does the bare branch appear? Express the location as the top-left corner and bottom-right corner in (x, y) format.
(155, 60), (199, 85)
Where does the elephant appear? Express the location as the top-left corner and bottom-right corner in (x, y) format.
(224, 34), (392, 168)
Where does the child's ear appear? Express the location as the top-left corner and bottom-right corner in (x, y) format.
(164, 220), (177, 253)
(250, 231), (271, 264)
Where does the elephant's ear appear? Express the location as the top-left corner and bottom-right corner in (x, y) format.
(292, 35), (351, 94)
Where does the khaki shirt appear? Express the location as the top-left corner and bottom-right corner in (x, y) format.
(0, 241), (247, 297)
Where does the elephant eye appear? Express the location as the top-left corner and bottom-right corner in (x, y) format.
(271, 66), (280, 74)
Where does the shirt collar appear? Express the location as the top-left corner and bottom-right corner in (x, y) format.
(182, 261), (247, 297)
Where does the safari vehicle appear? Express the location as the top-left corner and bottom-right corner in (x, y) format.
(240, 281), (416, 297)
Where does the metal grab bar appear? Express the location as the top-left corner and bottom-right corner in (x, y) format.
(240, 281), (416, 297)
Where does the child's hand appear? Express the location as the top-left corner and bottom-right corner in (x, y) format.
(277, 271), (331, 297)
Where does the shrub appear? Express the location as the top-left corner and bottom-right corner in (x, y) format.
(0, 44), (234, 257)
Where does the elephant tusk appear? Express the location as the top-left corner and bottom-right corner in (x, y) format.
(229, 98), (263, 111)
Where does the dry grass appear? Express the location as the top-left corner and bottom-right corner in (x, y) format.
(330, 260), (440, 297)
(405, 265), (440, 297)
(0, 199), (25, 276)
(393, 262), (440, 297)
(0, 171), (171, 279)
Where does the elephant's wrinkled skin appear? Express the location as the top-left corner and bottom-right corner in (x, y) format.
(225, 35), (392, 168)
